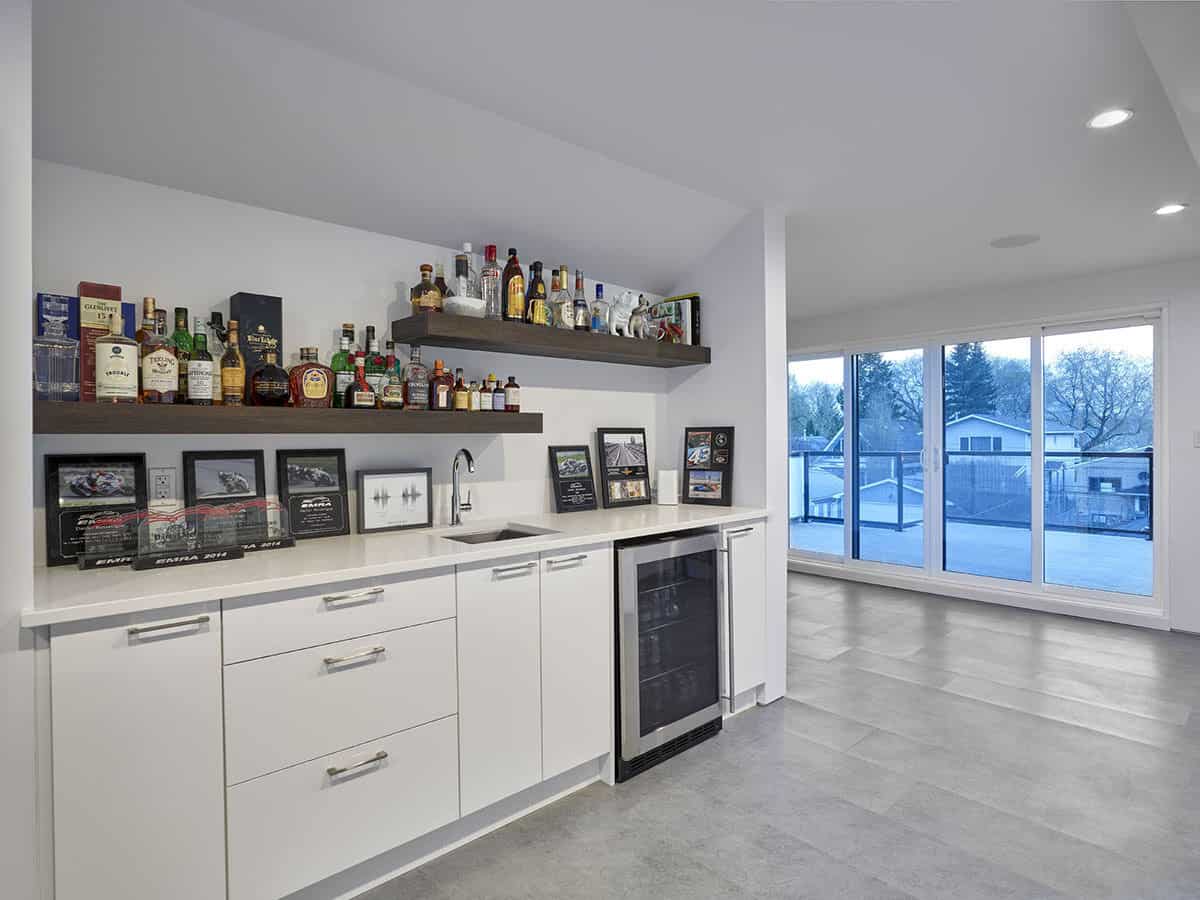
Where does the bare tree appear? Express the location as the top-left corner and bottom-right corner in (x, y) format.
(1045, 348), (1152, 450)
(892, 354), (924, 426)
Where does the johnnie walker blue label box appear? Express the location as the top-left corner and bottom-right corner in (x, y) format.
(229, 292), (282, 373)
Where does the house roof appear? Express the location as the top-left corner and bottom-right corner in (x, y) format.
(940, 413), (1079, 436)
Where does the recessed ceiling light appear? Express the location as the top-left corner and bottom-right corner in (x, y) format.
(989, 233), (1040, 249)
(1154, 203), (1188, 216)
(1087, 108), (1133, 129)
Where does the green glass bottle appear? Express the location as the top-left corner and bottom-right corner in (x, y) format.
(170, 307), (193, 403)
(331, 323), (355, 408)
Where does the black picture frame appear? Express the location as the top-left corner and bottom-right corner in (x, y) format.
(596, 427), (652, 509)
(182, 449), (268, 544)
(276, 449), (350, 540)
(45, 453), (147, 567)
(357, 468), (433, 534)
(682, 426), (734, 507)
(548, 445), (598, 513)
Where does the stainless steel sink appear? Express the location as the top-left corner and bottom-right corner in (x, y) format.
(443, 525), (558, 545)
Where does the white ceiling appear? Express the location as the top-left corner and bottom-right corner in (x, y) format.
(33, 0), (1200, 318)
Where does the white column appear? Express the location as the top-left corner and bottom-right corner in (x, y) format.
(0, 1), (36, 897)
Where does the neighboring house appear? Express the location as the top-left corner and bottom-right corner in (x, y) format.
(944, 414), (1078, 453)
(1050, 446), (1152, 533)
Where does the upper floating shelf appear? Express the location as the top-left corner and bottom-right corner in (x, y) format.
(391, 313), (711, 368)
(33, 401), (543, 435)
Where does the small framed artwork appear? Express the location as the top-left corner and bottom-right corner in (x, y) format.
(182, 450), (268, 544)
(682, 426), (734, 506)
(548, 445), (597, 513)
(357, 468), (433, 533)
(277, 449), (350, 540)
(596, 427), (652, 509)
(45, 453), (147, 567)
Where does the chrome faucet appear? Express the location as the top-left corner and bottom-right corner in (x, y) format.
(451, 448), (476, 526)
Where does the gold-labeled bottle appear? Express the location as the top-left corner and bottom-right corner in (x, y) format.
(220, 318), (246, 406)
(137, 297), (179, 403)
(525, 261), (548, 326)
(502, 248), (525, 321)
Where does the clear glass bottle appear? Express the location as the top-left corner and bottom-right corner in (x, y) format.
(187, 319), (214, 406)
(573, 270), (590, 331)
(170, 307), (192, 403)
(480, 244), (502, 320)
(455, 242), (480, 298)
(94, 312), (139, 403)
(220, 318), (246, 406)
(404, 346), (430, 410)
(32, 321), (79, 402)
(551, 265), (574, 329)
(483, 373), (498, 411)
(249, 349), (291, 406)
(468, 380), (482, 412)
(504, 375), (521, 412)
(288, 346), (334, 408)
(591, 283), (611, 334)
(331, 324), (355, 408)
(435, 263), (452, 299)
(138, 297), (179, 404)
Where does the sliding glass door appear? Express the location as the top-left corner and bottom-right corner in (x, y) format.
(788, 356), (845, 557)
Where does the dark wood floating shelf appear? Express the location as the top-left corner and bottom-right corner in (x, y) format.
(33, 401), (543, 435)
(392, 313), (711, 368)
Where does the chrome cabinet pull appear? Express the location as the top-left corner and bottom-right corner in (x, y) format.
(322, 586), (385, 607)
(726, 526), (754, 537)
(727, 539), (737, 704)
(323, 646), (385, 667)
(326, 750), (388, 778)
(492, 561), (536, 576)
(127, 615), (210, 637)
(545, 553), (587, 567)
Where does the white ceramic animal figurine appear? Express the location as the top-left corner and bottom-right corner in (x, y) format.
(610, 290), (637, 337)
(628, 294), (653, 340)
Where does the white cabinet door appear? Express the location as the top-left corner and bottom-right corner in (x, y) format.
(51, 603), (225, 900)
(540, 545), (612, 779)
(457, 553), (542, 815)
(724, 521), (767, 700)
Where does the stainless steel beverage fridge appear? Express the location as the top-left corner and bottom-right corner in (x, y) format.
(615, 530), (722, 781)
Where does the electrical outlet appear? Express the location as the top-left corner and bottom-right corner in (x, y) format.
(150, 467), (177, 503)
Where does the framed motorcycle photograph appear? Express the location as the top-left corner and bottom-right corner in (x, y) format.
(182, 449), (268, 546)
(276, 449), (350, 540)
(44, 452), (148, 567)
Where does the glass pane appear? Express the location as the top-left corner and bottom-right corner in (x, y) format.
(636, 550), (719, 735)
(1043, 325), (1153, 596)
(853, 349), (923, 567)
(788, 356), (845, 556)
(942, 338), (1032, 581)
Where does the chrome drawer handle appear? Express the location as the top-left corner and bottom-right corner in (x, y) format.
(492, 561), (537, 576)
(128, 615), (210, 637)
(323, 646), (385, 667)
(322, 586), (385, 607)
(326, 750), (388, 778)
(545, 553), (587, 567)
(726, 527), (754, 537)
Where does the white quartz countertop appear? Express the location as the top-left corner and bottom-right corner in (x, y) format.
(24, 505), (767, 628)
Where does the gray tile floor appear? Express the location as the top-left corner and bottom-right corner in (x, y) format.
(366, 573), (1200, 899)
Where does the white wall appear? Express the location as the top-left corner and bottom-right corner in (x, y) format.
(33, 162), (664, 563)
(1, 3), (36, 898)
(662, 210), (789, 702)
(788, 256), (1200, 632)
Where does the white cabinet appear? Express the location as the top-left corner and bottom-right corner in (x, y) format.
(540, 545), (612, 779)
(457, 553), (543, 815)
(50, 603), (225, 900)
(722, 520), (767, 703)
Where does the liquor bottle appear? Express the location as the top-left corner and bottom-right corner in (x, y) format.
(434, 263), (452, 298)
(404, 346), (430, 410)
(207, 312), (226, 405)
(525, 261), (548, 326)
(429, 359), (454, 410)
(249, 349), (291, 406)
(289, 346), (335, 408)
(491, 376), (507, 412)
(220, 318), (246, 406)
(502, 248), (526, 322)
(411, 264), (443, 314)
(571, 270), (588, 331)
(483, 373), (497, 411)
(138, 297), (179, 403)
(552, 265), (574, 329)
(154, 307), (167, 337)
(170, 307), (192, 403)
(591, 283), (611, 334)
(331, 323), (355, 408)
(187, 319), (214, 406)
(468, 380), (482, 412)
(504, 376), (521, 412)
(452, 368), (469, 411)
(456, 242), (480, 298)
(95, 312), (139, 403)
(380, 345), (405, 409)
(343, 355), (377, 409)
(364, 326), (386, 393)
(480, 244), (502, 320)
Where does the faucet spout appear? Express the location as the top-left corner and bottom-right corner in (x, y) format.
(451, 448), (476, 526)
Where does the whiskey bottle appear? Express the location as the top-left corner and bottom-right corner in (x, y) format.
(138, 297), (179, 403)
(429, 358), (454, 410)
(170, 307), (192, 403)
(452, 368), (469, 411)
(207, 312), (226, 405)
(289, 346), (335, 408)
(187, 319), (214, 405)
(331, 324), (355, 408)
(480, 244), (502, 320)
(573, 270), (590, 331)
(380, 344), (405, 409)
(220, 318), (246, 406)
(249, 349), (291, 406)
(95, 312), (139, 403)
(504, 375), (521, 412)
(343, 355), (377, 409)
(525, 261), (548, 326)
(404, 346), (429, 410)
(411, 265), (443, 314)
(502, 248), (526, 322)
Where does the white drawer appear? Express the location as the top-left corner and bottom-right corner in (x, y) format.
(224, 618), (458, 784)
(227, 716), (459, 900)
(222, 567), (455, 663)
